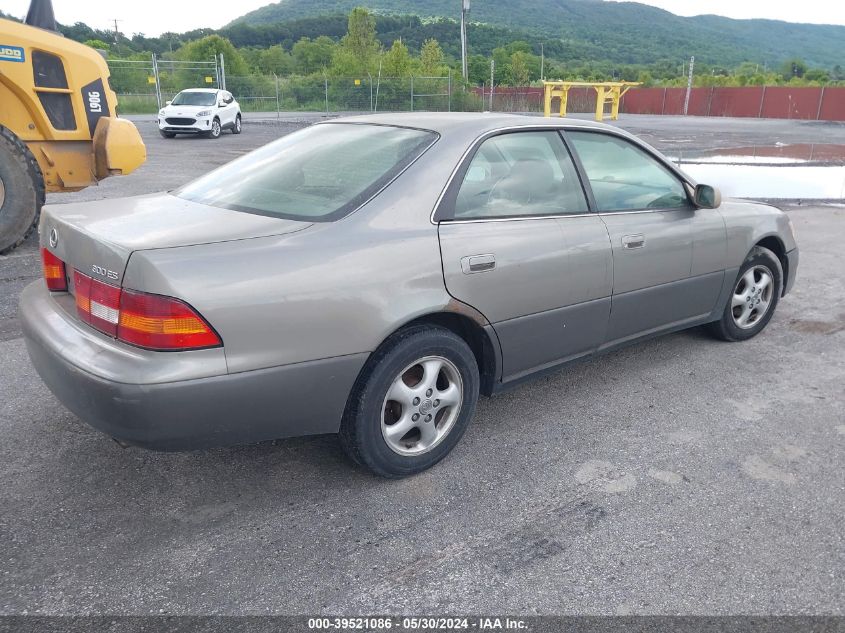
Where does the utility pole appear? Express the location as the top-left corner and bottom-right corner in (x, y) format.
(489, 59), (494, 111)
(684, 55), (695, 116)
(111, 18), (121, 54)
(460, 0), (470, 81)
(540, 43), (544, 81)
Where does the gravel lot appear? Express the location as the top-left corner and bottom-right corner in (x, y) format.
(0, 115), (843, 616)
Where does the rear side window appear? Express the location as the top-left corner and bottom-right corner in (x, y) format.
(568, 131), (689, 212)
(177, 123), (437, 222)
(452, 131), (588, 219)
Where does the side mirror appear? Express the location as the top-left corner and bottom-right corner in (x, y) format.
(218, 101), (226, 107)
(693, 184), (721, 209)
(165, 100), (171, 106)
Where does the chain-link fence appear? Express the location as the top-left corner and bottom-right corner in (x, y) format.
(108, 55), (221, 113)
(219, 75), (454, 114)
(106, 57), (507, 115)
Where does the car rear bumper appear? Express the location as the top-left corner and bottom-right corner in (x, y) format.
(20, 281), (367, 450)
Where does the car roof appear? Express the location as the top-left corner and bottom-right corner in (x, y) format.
(178, 88), (220, 93)
(330, 112), (619, 136)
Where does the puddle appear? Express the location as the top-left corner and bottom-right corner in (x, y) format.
(678, 163), (845, 199)
(672, 143), (845, 166)
(670, 144), (845, 199)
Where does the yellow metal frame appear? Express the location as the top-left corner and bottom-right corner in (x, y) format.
(543, 81), (640, 121)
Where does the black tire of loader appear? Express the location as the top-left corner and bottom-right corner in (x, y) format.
(0, 126), (45, 255)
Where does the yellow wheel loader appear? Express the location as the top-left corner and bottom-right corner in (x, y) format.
(0, 0), (145, 253)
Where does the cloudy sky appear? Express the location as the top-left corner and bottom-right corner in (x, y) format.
(3, 0), (845, 37)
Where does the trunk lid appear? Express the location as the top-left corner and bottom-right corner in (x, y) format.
(41, 192), (312, 288)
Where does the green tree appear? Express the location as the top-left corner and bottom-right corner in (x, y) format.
(508, 51), (529, 86)
(339, 7), (380, 71)
(258, 45), (294, 75)
(177, 35), (248, 76)
(419, 38), (444, 75)
(804, 68), (830, 83)
(292, 36), (335, 74)
(83, 39), (110, 51)
(780, 58), (807, 80)
(383, 39), (411, 77)
(468, 54), (489, 85)
(637, 70), (654, 86)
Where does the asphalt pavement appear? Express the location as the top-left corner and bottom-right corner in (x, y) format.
(0, 115), (843, 615)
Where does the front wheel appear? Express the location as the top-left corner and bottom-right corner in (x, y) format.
(159, 130), (175, 138)
(707, 246), (782, 341)
(340, 326), (480, 478)
(205, 118), (221, 139)
(232, 114), (242, 134)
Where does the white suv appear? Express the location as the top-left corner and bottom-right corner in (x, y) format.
(158, 88), (241, 139)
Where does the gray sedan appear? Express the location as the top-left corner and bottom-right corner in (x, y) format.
(20, 113), (798, 477)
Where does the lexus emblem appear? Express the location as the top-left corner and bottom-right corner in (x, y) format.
(49, 228), (58, 248)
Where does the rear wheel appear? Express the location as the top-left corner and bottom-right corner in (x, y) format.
(0, 126), (44, 255)
(707, 246), (782, 341)
(232, 114), (242, 134)
(339, 326), (480, 478)
(206, 118), (221, 139)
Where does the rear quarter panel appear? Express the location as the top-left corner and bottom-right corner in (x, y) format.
(122, 142), (466, 374)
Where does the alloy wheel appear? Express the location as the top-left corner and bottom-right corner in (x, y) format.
(381, 355), (463, 456)
(731, 265), (774, 329)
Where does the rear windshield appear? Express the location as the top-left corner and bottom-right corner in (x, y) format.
(171, 91), (217, 106)
(176, 123), (438, 221)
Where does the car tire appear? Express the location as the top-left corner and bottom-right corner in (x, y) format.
(232, 114), (242, 134)
(0, 125), (44, 255)
(159, 131), (176, 139)
(706, 246), (782, 342)
(206, 118), (221, 139)
(339, 325), (480, 478)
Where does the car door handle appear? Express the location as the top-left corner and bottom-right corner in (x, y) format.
(621, 234), (646, 249)
(461, 254), (496, 274)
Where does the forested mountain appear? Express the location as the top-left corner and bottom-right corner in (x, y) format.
(230, 0), (845, 68)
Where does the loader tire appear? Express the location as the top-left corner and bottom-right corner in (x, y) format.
(0, 126), (45, 255)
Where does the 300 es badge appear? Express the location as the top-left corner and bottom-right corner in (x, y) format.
(91, 264), (119, 280)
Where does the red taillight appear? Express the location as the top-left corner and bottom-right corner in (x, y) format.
(74, 270), (120, 336)
(71, 271), (221, 351)
(41, 248), (67, 291)
(118, 289), (221, 351)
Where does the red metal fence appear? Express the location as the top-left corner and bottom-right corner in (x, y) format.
(473, 85), (845, 121)
(620, 86), (845, 121)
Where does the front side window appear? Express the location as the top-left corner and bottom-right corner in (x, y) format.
(171, 91), (217, 106)
(568, 131), (689, 212)
(177, 123), (437, 221)
(453, 131), (588, 219)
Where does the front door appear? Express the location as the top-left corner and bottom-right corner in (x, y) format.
(437, 130), (613, 381)
(566, 130), (726, 347)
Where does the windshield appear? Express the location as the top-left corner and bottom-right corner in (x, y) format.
(171, 91), (217, 106)
(176, 123), (438, 221)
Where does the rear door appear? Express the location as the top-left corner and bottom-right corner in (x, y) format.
(566, 130), (726, 347)
(437, 130), (613, 381)
(222, 91), (237, 126)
